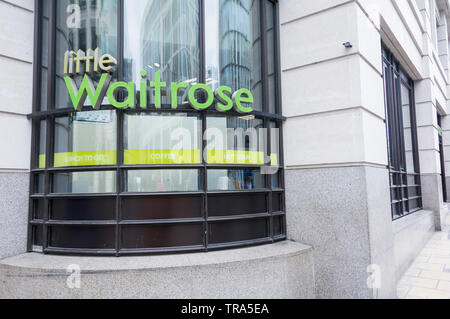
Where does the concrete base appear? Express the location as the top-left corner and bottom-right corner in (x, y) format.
(0, 241), (315, 299)
(392, 210), (435, 281)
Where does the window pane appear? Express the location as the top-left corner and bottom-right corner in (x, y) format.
(205, 0), (262, 111)
(49, 225), (115, 249)
(124, 0), (200, 106)
(53, 171), (116, 193)
(122, 196), (203, 220)
(38, 120), (46, 168)
(208, 193), (267, 217)
(401, 83), (418, 174)
(270, 121), (279, 167)
(32, 225), (43, 247)
(209, 218), (268, 245)
(54, 111), (117, 167)
(206, 115), (265, 165)
(208, 169), (265, 191)
(51, 198), (116, 220)
(126, 169), (200, 192)
(34, 173), (45, 194)
(33, 199), (45, 220)
(39, 1), (49, 111)
(121, 224), (203, 249)
(124, 113), (201, 165)
(266, 1), (276, 113)
(55, 0), (118, 109)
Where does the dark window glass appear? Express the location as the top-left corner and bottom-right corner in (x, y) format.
(121, 196), (203, 220)
(32, 225), (43, 247)
(49, 225), (115, 249)
(34, 173), (45, 194)
(208, 193), (267, 217)
(272, 192), (282, 212)
(51, 198), (116, 220)
(121, 224), (203, 249)
(33, 199), (45, 220)
(383, 45), (422, 220)
(273, 215), (283, 237)
(209, 218), (268, 244)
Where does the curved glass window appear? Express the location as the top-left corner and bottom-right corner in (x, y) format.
(30, 0), (284, 255)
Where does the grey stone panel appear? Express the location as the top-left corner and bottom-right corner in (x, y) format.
(285, 166), (396, 298)
(0, 172), (29, 260)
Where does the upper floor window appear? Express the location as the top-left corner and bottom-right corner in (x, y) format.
(382, 46), (422, 220)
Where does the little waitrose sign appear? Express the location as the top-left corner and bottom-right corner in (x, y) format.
(63, 48), (254, 113)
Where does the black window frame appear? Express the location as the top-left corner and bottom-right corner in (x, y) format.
(382, 45), (423, 220)
(28, 0), (286, 256)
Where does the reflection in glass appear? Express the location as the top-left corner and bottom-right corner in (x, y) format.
(53, 171), (116, 193)
(205, 0), (262, 111)
(401, 83), (417, 173)
(266, 1), (276, 113)
(55, 0), (118, 109)
(208, 169), (265, 191)
(124, 0), (200, 106)
(54, 110), (117, 167)
(40, 2), (49, 111)
(206, 115), (265, 165)
(124, 113), (201, 165)
(126, 170), (200, 193)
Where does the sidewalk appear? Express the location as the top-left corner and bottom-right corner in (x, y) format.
(397, 231), (450, 299)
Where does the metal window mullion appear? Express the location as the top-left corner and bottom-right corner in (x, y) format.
(42, 0), (56, 253)
(199, 0), (208, 251)
(28, 0), (42, 251)
(115, 0), (124, 256)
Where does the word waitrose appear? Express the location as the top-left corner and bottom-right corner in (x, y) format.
(63, 48), (254, 113)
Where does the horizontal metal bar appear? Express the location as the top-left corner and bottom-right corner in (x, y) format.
(44, 247), (117, 256)
(120, 191), (204, 197)
(207, 189), (271, 195)
(118, 245), (205, 256)
(208, 212), (271, 222)
(207, 238), (273, 250)
(119, 218), (204, 225)
(46, 220), (117, 226)
(27, 106), (286, 121)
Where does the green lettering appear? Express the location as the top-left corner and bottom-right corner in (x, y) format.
(150, 70), (166, 108)
(107, 81), (136, 108)
(171, 82), (188, 108)
(64, 73), (111, 110)
(232, 88), (254, 113)
(188, 84), (214, 110)
(214, 86), (233, 112)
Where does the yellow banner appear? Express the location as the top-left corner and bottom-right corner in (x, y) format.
(54, 150), (117, 167)
(42, 150), (279, 167)
(124, 149), (202, 165)
(271, 154), (279, 167)
(206, 150), (265, 165)
(39, 154), (46, 169)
